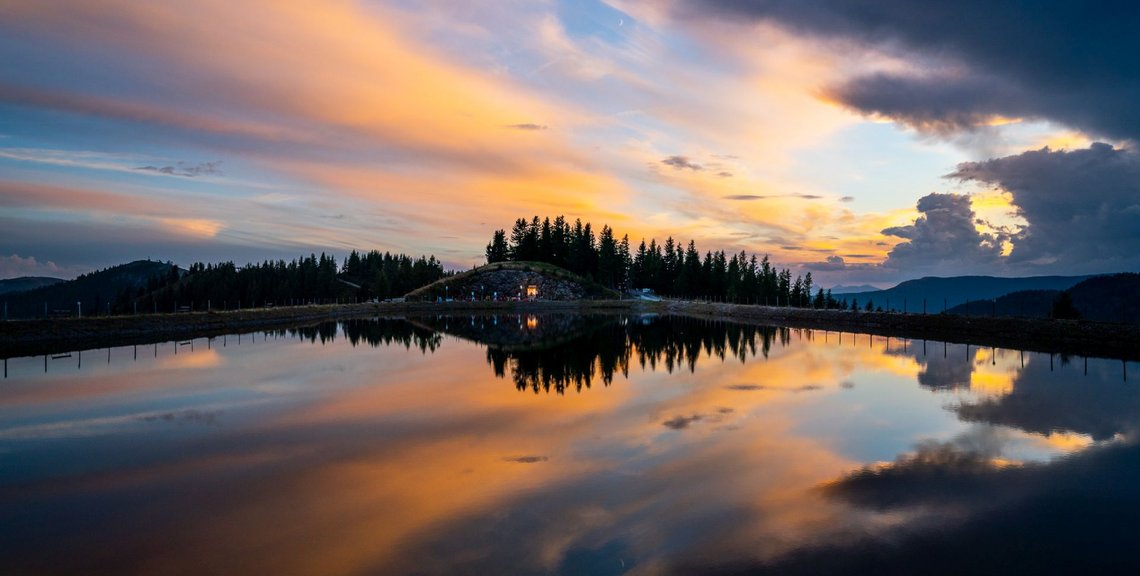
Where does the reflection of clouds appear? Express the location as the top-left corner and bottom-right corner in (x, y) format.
(157, 347), (223, 370)
(662, 407), (737, 431)
(138, 409), (220, 426)
(0, 405), (237, 440)
(731, 434), (1140, 575)
(726, 383), (823, 392)
(663, 414), (704, 430)
(2, 319), (865, 574)
(915, 344), (976, 391)
(504, 455), (549, 464)
(882, 341), (1019, 397)
(957, 354), (1140, 441)
(9, 316), (1130, 574)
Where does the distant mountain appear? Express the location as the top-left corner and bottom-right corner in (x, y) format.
(949, 273), (1140, 323)
(837, 275), (1097, 313)
(0, 276), (64, 296)
(3, 260), (177, 319)
(828, 284), (881, 295)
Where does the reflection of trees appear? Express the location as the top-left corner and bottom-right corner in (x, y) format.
(274, 315), (793, 395)
(269, 315), (797, 394)
(283, 318), (442, 353)
(473, 315), (787, 394)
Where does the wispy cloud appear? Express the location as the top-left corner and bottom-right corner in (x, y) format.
(662, 155), (703, 171)
(135, 160), (223, 177)
(724, 193), (823, 201)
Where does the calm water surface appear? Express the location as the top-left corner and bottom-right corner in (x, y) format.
(2, 314), (1139, 575)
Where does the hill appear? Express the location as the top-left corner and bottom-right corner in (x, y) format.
(949, 273), (1140, 323)
(1068, 273), (1140, 323)
(840, 275), (1096, 313)
(3, 260), (177, 319)
(405, 261), (618, 301)
(828, 284), (881, 295)
(0, 276), (65, 296)
(947, 289), (1059, 318)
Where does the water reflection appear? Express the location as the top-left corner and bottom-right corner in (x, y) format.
(1, 314), (1139, 575)
(414, 314), (786, 394)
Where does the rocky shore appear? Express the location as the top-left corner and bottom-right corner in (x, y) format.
(3, 299), (1139, 361)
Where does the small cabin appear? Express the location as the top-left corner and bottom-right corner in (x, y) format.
(526, 285), (538, 299)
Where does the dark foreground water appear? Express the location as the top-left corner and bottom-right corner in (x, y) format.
(2, 314), (1139, 575)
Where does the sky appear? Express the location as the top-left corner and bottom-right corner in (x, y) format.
(1, 1), (1138, 287)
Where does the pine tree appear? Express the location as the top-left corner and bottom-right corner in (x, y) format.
(486, 229), (509, 263)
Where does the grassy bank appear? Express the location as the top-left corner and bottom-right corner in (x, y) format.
(3, 299), (1139, 361)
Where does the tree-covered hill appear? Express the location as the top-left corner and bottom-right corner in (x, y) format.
(3, 260), (175, 318)
(486, 215), (843, 308)
(2, 251), (448, 319)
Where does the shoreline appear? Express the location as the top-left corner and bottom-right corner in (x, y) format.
(2, 299), (1139, 361)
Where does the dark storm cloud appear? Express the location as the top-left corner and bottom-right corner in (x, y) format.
(685, 1), (1140, 140)
(135, 160), (223, 177)
(948, 143), (1140, 273)
(662, 155), (703, 171)
(880, 192), (1004, 273)
(834, 72), (1028, 136)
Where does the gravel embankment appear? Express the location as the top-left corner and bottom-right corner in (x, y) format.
(668, 301), (1140, 361)
(3, 299), (1138, 361)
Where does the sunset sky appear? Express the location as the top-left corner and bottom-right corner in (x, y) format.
(2, 1), (1138, 286)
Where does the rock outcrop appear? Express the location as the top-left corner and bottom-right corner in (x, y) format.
(407, 262), (616, 301)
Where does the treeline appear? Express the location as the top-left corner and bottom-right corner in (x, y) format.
(487, 215), (840, 307)
(341, 250), (447, 299)
(115, 251), (446, 314)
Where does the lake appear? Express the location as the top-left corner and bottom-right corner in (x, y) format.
(2, 313), (1139, 575)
